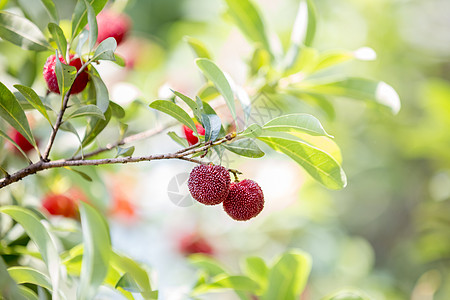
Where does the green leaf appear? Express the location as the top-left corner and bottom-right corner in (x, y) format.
(17, 286), (39, 300)
(290, 0), (316, 47)
(188, 254), (228, 277)
(240, 123), (263, 138)
(313, 50), (354, 72)
(224, 138), (264, 158)
(149, 100), (197, 134)
(91, 37), (117, 61)
(0, 206), (60, 299)
(90, 68), (109, 113)
(14, 84), (52, 126)
(48, 23), (67, 62)
(84, 0), (98, 51)
(82, 106), (112, 147)
(0, 128), (31, 161)
(172, 90), (201, 122)
(116, 146), (135, 157)
(65, 104), (105, 121)
(0, 82), (36, 148)
(8, 267), (52, 291)
(258, 134), (346, 189)
(196, 58), (237, 126)
(111, 251), (154, 299)
(115, 273), (141, 292)
(184, 36), (212, 59)
(323, 290), (370, 300)
(113, 53), (126, 67)
(39, 0), (58, 22)
(202, 114), (221, 142)
(60, 121), (84, 155)
(225, 0), (271, 55)
(167, 131), (189, 148)
(71, 0), (107, 40)
(197, 83), (220, 102)
(299, 77), (401, 114)
(0, 11), (52, 51)
(110, 101), (125, 118)
(0, 256), (27, 300)
(263, 113), (332, 137)
(63, 167), (93, 182)
(76, 29), (89, 58)
(78, 202), (112, 300)
(284, 46), (318, 76)
(54, 52), (77, 98)
(261, 250), (312, 300)
(193, 275), (260, 295)
(243, 257), (268, 289)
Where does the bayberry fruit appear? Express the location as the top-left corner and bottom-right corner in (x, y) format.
(178, 232), (214, 256)
(96, 10), (131, 45)
(42, 193), (79, 219)
(43, 54), (89, 94)
(223, 179), (264, 221)
(182, 124), (205, 146)
(8, 128), (34, 153)
(188, 164), (231, 205)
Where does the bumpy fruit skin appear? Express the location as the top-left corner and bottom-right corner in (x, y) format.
(178, 232), (214, 256)
(96, 10), (131, 45)
(42, 194), (79, 219)
(182, 124), (205, 146)
(8, 129), (34, 153)
(43, 54), (89, 94)
(188, 164), (231, 205)
(223, 179), (264, 221)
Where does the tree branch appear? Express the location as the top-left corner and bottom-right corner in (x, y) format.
(0, 133), (236, 189)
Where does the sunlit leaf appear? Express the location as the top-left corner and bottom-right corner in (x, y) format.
(0, 82), (36, 149)
(8, 267), (52, 292)
(188, 254), (228, 277)
(0, 11), (52, 51)
(84, 0), (98, 51)
(224, 138), (264, 158)
(149, 100), (197, 134)
(0, 256), (26, 300)
(172, 90), (202, 122)
(240, 123), (263, 138)
(39, 0), (58, 22)
(258, 134), (346, 189)
(115, 146), (135, 157)
(65, 104), (105, 121)
(323, 290), (371, 300)
(91, 37), (117, 61)
(261, 250), (312, 300)
(78, 202), (111, 300)
(243, 256), (268, 289)
(54, 51), (77, 98)
(184, 36), (212, 59)
(167, 131), (189, 148)
(193, 275), (260, 295)
(71, 0), (107, 40)
(48, 23), (67, 61)
(263, 113), (332, 137)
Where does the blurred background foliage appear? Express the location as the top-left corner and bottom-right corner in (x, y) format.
(0, 0), (449, 299)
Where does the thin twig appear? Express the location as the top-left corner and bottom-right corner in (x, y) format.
(0, 134), (236, 189)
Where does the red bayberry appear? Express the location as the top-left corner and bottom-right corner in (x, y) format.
(42, 193), (79, 219)
(182, 124), (205, 146)
(8, 128), (34, 153)
(43, 54), (89, 94)
(96, 10), (131, 45)
(178, 232), (214, 256)
(223, 179), (264, 221)
(188, 164), (231, 205)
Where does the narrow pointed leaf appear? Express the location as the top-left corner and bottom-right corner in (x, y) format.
(84, 0), (98, 51)
(240, 123), (263, 138)
(54, 52), (77, 98)
(115, 146), (135, 157)
(14, 84), (52, 126)
(149, 100), (197, 134)
(290, 0), (316, 47)
(263, 113), (332, 137)
(91, 37), (117, 61)
(82, 106), (112, 147)
(202, 113), (221, 142)
(66, 105), (105, 121)
(0, 206), (60, 300)
(39, 0), (59, 22)
(48, 23), (67, 61)
(172, 90), (201, 122)
(8, 267), (52, 291)
(90, 68), (109, 113)
(167, 131), (189, 148)
(78, 202), (111, 300)
(196, 59), (237, 126)
(224, 138), (264, 158)
(71, 0), (107, 39)
(0, 11), (52, 51)
(0, 82), (36, 148)
(0, 256), (27, 300)
(258, 134), (346, 189)
(184, 36), (212, 59)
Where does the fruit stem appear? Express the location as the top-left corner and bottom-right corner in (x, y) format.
(228, 168), (242, 182)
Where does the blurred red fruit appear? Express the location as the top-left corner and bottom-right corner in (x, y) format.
(8, 128), (34, 153)
(109, 195), (136, 220)
(182, 124), (205, 146)
(178, 232), (214, 256)
(96, 10), (131, 45)
(42, 194), (79, 219)
(43, 54), (89, 94)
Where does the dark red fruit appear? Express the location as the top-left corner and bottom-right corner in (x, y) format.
(188, 164), (231, 205)
(42, 193), (79, 219)
(182, 124), (205, 146)
(223, 179), (264, 221)
(96, 10), (131, 45)
(178, 232), (214, 256)
(8, 128), (34, 153)
(43, 54), (89, 94)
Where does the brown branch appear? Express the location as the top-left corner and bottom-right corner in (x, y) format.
(42, 60), (91, 161)
(0, 133), (236, 189)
